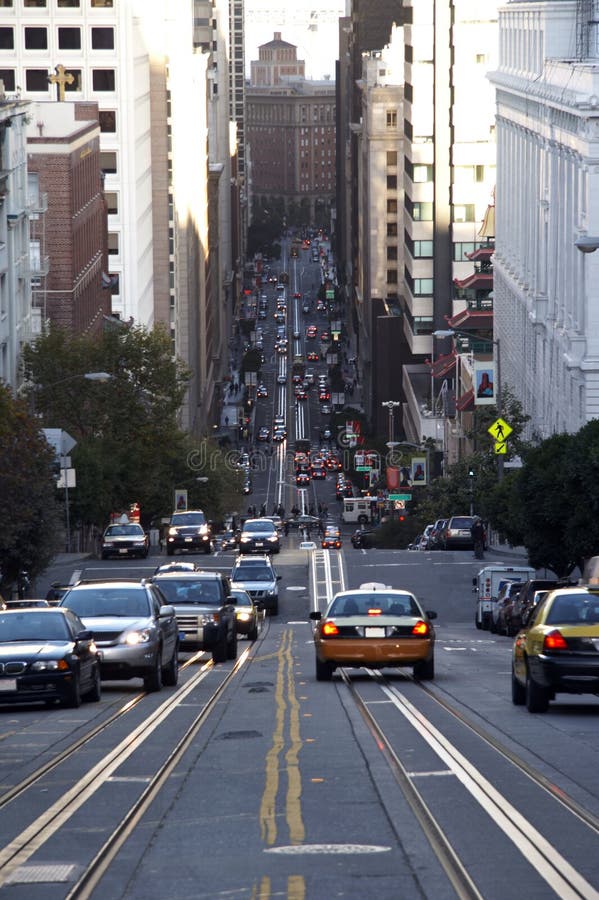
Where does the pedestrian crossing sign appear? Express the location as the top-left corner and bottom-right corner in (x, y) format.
(488, 417), (512, 441)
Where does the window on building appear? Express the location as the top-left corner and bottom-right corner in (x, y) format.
(387, 222), (398, 237)
(453, 242), (476, 261)
(386, 174), (397, 190)
(92, 69), (115, 91)
(105, 192), (118, 215)
(386, 109), (397, 128)
(475, 165), (485, 182)
(58, 27), (81, 50)
(108, 232), (119, 255)
(91, 27), (114, 49)
(387, 246), (398, 261)
(91, 0), (113, 6)
(99, 109), (116, 132)
(0, 69), (15, 90)
(387, 269), (398, 285)
(453, 204), (475, 223)
(387, 199), (398, 214)
(24, 0), (46, 6)
(413, 240), (433, 258)
(25, 27), (48, 50)
(58, 0), (80, 5)
(100, 151), (117, 175)
(0, 1), (13, 7)
(412, 202), (433, 221)
(413, 165), (433, 183)
(386, 150), (397, 167)
(0, 27), (13, 49)
(25, 69), (49, 91)
(64, 69), (81, 93)
(414, 279), (433, 296)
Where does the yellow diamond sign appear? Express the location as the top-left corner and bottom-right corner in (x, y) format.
(488, 417), (512, 441)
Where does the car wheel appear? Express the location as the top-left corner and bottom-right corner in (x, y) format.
(475, 613), (482, 630)
(83, 664), (102, 703)
(511, 666), (525, 705)
(64, 673), (82, 708)
(489, 617), (497, 634)
(204, 545), (211, 554)
(269, 600), (279, 616)
(162, 644), (179, 686)
(525, 667), (549, 713)
(227, 631), (238, 660)
(413, 656), (434, 680)
(212, 634), (228, 664)
(101, 552), (109, 560)
(358, 515), (368, 525)
(166, 546), (174, 556)
(248, 623), (259, 641)
(143, 651), (163, 692)
(315, 657), (334, 681)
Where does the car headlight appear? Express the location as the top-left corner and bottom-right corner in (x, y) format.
(267, 535), (278, 542)
(240, 536), (251, 543)
(133, 540), (146, 546)
(199, 612), (219, 625)
(237, 612), (251, 622)
(266, 589), (276, 596)
(168, 527), (178, 536)
(31, 659), (69, 672)
(123, 629), (152, 645)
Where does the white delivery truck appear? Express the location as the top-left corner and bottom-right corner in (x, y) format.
(342, 497), (371, 524)
(472, 564), (535, 631)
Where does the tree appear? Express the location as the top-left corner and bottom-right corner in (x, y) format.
(0, 383), (60, 595)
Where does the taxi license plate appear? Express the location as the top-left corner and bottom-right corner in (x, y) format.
(185, 537), (193, 542)
(365, 627), (385, 638)
(0, 679), (17, 691)
(255, 542), (264, 547)
(119, 548), (128, 554)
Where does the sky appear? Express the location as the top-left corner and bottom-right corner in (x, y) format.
(243, 0), (346, 81)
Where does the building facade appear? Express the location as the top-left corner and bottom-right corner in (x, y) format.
(490, 0), (599, 438)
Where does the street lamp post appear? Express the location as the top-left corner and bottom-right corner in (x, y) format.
(381, 400), (400, 446)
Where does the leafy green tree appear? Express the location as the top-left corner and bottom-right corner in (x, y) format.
(0, 383), (60, 595)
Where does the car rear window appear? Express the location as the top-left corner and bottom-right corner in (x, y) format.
(232, 567), (272, 582)
(154, 580), (222, 604)
(171, 512), (206, 526)
(243, 521), (275, 533)
(329, 593), (421, 617)
(449, 517), (474, 529)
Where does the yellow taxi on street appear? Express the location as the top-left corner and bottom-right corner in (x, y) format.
(512, 586), (599, 713)
(309, 583), (436, 682)
(229, 588), (259, 641)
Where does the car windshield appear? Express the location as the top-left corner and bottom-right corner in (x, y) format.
(0, 612), (70, 642)
(154, 580), (222, 605)
(105, 525), (143, 536)
(243, 522), (275, 534)
(546, 592), (599, 624)
(61, 589), (151, 618)
(230, 590), (252, 604)
(450, 517), (474, 529)
(171, 513), (206, 526)
(328, 592), (421, 617)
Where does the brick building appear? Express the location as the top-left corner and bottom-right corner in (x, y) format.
(26, 101), (110, 334)
(246, 33), (336, 218)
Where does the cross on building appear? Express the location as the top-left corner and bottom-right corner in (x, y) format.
(48, 64), (74, 101)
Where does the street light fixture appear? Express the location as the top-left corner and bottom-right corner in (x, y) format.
(381, 400), (400, 446)
(574, 236), (599, 253)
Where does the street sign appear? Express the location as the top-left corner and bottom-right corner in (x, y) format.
(389, 493), (412, 501)
(488, 418), (513, 441)
(356, 465), (370, 472)
(42, 428), (77, 456)
(394, 500), (406, 509)
(494, 441), (508, 455)
(56, 468), (76, 489)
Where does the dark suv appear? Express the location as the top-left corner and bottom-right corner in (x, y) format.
(150, 570), (237, 663)
(166, 510), (211, 555)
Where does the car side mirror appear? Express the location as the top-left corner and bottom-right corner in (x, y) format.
(277, 575), (282, 581)
(426, 610), (437, 620)
(472, 577), (477, 586)
(75, 629), (93, 641)
(159, 604), (175, 618)
(309, 611), (322, 621)
(228, 596), (237, 605)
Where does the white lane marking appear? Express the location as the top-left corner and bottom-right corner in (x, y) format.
(286, 586), (307, 591)
(265, 844), (390, 855)
(381, 684), (599, 900)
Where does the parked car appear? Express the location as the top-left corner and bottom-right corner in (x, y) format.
(60, 580), (179, 690)
(230, 555), (281, 615)
(309, 584), (437, 681)
(229, 589), (259, 640)
(239, 518), (281, 554)
(101, 522), (149, 560)
(166, 509), (212, 556)
(427, 518), (447, 551)
(418, 524), (435, 550)
(0, 607), (101, 707)
(508, 579), (558, 634)
(150, 569), (236, 663)
(441, 515), (478, 550)
(512, 586), (599, 712)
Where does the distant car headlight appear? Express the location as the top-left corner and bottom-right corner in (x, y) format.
(199, 612), (220, 625)
(123, 629), (152, 645)
(267, 535), (278, 542)
(240, 536), (251, 543)
(237, 612), (251, 622)
(266, 589), (276, 596)
(31, 659), (69, 672)
(168, 527), (178, 536)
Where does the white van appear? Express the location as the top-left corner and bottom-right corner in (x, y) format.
(341, 497), (371, 524)
(472, 565), (535, 630)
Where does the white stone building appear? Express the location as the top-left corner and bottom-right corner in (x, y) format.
(490, 0), (599, 438)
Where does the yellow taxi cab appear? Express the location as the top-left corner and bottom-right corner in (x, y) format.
(229, 588), (259, 641)
(512, 586), (599, 712)
(309, 583), (436, 681)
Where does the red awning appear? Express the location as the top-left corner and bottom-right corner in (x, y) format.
(456, 388), (474, 412)
(447, 309), (494, 330)
(466, 246), (494, 262)
(429, 351), (457, 378)
(453, 272), (494, 290)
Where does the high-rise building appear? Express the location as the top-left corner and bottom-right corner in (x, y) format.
(490, 0), (599, 437)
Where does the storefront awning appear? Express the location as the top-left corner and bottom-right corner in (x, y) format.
(429, 351), (457, 378)
(456, 388), (474, 412)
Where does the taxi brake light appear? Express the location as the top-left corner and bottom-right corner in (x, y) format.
(322, 621), (339, 636)
(412, 620), (430, 636)
(367, 608), (382, 616)
(543, 630), (568, 651)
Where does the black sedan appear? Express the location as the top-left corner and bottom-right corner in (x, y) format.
(0, 608), (101, 708)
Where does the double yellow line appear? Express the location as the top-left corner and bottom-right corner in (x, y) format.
(260, 628), (305, 847)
